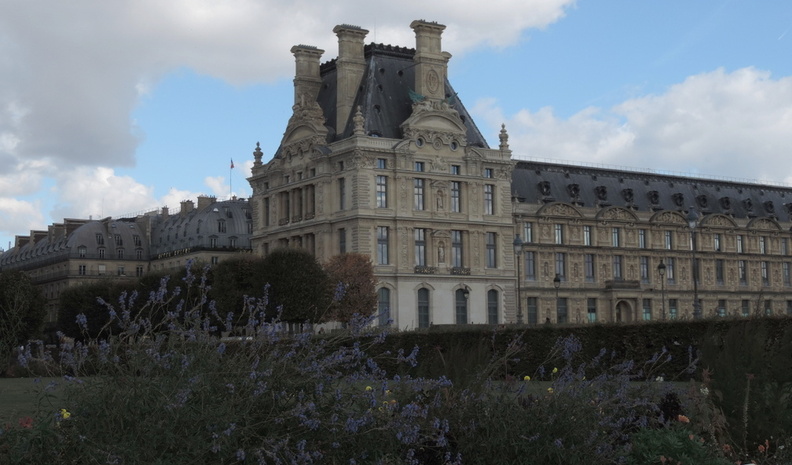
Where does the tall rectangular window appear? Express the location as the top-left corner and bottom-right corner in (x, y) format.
(784, 262), (791, 286)
(587, 298), (597, 323)
(484, 168), (493, 178)
(378, 288), (390, 326)
(638, 229), (647, 249)
(664, 231), (673, 250)
(765, 300), (773, 315)
(339, 228), (346, 254)
(557, 297), (568, 324)
(783, 238), (789, 255)
(584, 254), (595, 282)
(417, 288), (430, 328)
(414, 178), (425, 210)
(136, 266), (144, 277)
(455, 289), (468, 324)
(584, 226), (592, 246)
(487, 290), (499, 325)
(525, 251), (536, 281)
(737, 235), (744, 254)
(760, 236), (767, 254)
(376, 175), (388, 208)
(78, 265), (86, 276)
(554, 224), (564, 245)
(264, 197), (270, 226)
(526, 297), (538, 325)
(640, 256), (650, 283)
(717, 300), (727, 317)
(555, 252), (566, 280)
(450, 181), (461, 212)
(762, 261), (770, 286)
(415, 161), (425, 172)
(484, 184), (494, 215)
(716, 259), (724, 285)
(739, 260), (748, 285)
(451, 230), (463, 267)
(742, 299), (750, 316)
(451, 165), (460, 175)
(486, 232), (497, 268)
(524, 222), (533, 243)
(339, 178), (346, 210)
(376, 227), (389, 265)
(613, 255), (623, 279)
(666, 257), (675, 284)
(612, 227), (621, 247)
(669, 299), (678, 320)
(377, 158), (387, 169)
(642, 298), (652, 321)
(714, 233), (721, 251)
(414, 229), (426, 266)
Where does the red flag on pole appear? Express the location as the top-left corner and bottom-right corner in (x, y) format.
(230, 158), (235, 169)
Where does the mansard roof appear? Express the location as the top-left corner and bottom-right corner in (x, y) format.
(513, 160), (792, 224)
(284, 43), (488, 152)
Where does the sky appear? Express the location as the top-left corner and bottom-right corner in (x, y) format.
(1, 0), (791, 250)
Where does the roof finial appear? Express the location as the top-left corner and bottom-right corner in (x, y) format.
(499, 123), (510, 151)
(353, 106), (365, 135)
(253, 142), (263, 166)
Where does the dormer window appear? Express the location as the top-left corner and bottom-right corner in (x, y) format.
(95, 233), (104, 245)
(78, 246), (87, 258)
(218, 220), (227, 233)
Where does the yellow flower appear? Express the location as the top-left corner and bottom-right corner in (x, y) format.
(385, 390), (392, 395)
(523, 375), (531, 381)
(60, 409), (71, 420)
(365, 386), (373, 392)
(547, 387), (554, 393)
(552, 367), (558, 374)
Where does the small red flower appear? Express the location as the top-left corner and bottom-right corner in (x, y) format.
(18, 417), (33, 429)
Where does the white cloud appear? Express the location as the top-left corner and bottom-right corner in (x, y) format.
(0, 198), (44, 248)
(484, 67), (792, 184)
(49, 167), (157, 220)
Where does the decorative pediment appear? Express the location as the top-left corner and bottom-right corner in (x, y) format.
(649, 210), (687, 225)
(537, 202), (582, 218)
(279, 99), (329, 159)
(400, 99), (468, 147)
(699, 214), (737, 228)
(595, 206), (638, 222)
(747, 217), (782, 231)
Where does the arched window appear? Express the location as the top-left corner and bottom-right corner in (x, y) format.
(417, 288), (430, 328)
(487, 289), (499, 325)
(378, 288), (391, 326)
(455, 289), (468, 324)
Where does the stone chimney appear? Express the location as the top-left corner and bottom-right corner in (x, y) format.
(161, 206), (169, 219)
(197, 195), (216, 211)
(333, 24), (368, 134)
(180, 200), (195, 216)
(410, 20), (451, 101)
(291, 45), (325, 108)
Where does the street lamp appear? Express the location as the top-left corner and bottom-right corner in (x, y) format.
(657, 259), (667, 320)
(512, 234), (524, 324)
(687, 207), (701, 319)
(553, 273), (561, 323)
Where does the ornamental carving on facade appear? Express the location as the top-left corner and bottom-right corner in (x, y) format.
(647, 190), (660, 205)
(696, 194), (708, 209)
(720, 196), (732, 210)
(595, 185), (608, 201)
(672, 193), (685, 207)
(764, 200), (775, 214)
(653, 211), (686, 225)
(621, 188), (634, 203)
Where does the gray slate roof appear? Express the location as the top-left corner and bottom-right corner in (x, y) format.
(513, 160), (792, 225)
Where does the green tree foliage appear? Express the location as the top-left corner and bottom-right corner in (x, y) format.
(323, 253), (377, 323)
(208, 255), (268, 328)
(0, 270), (45, 372)
(260, 248), (329, 324)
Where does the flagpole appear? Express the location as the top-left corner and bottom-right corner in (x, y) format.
(230, 158), (234, 199)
